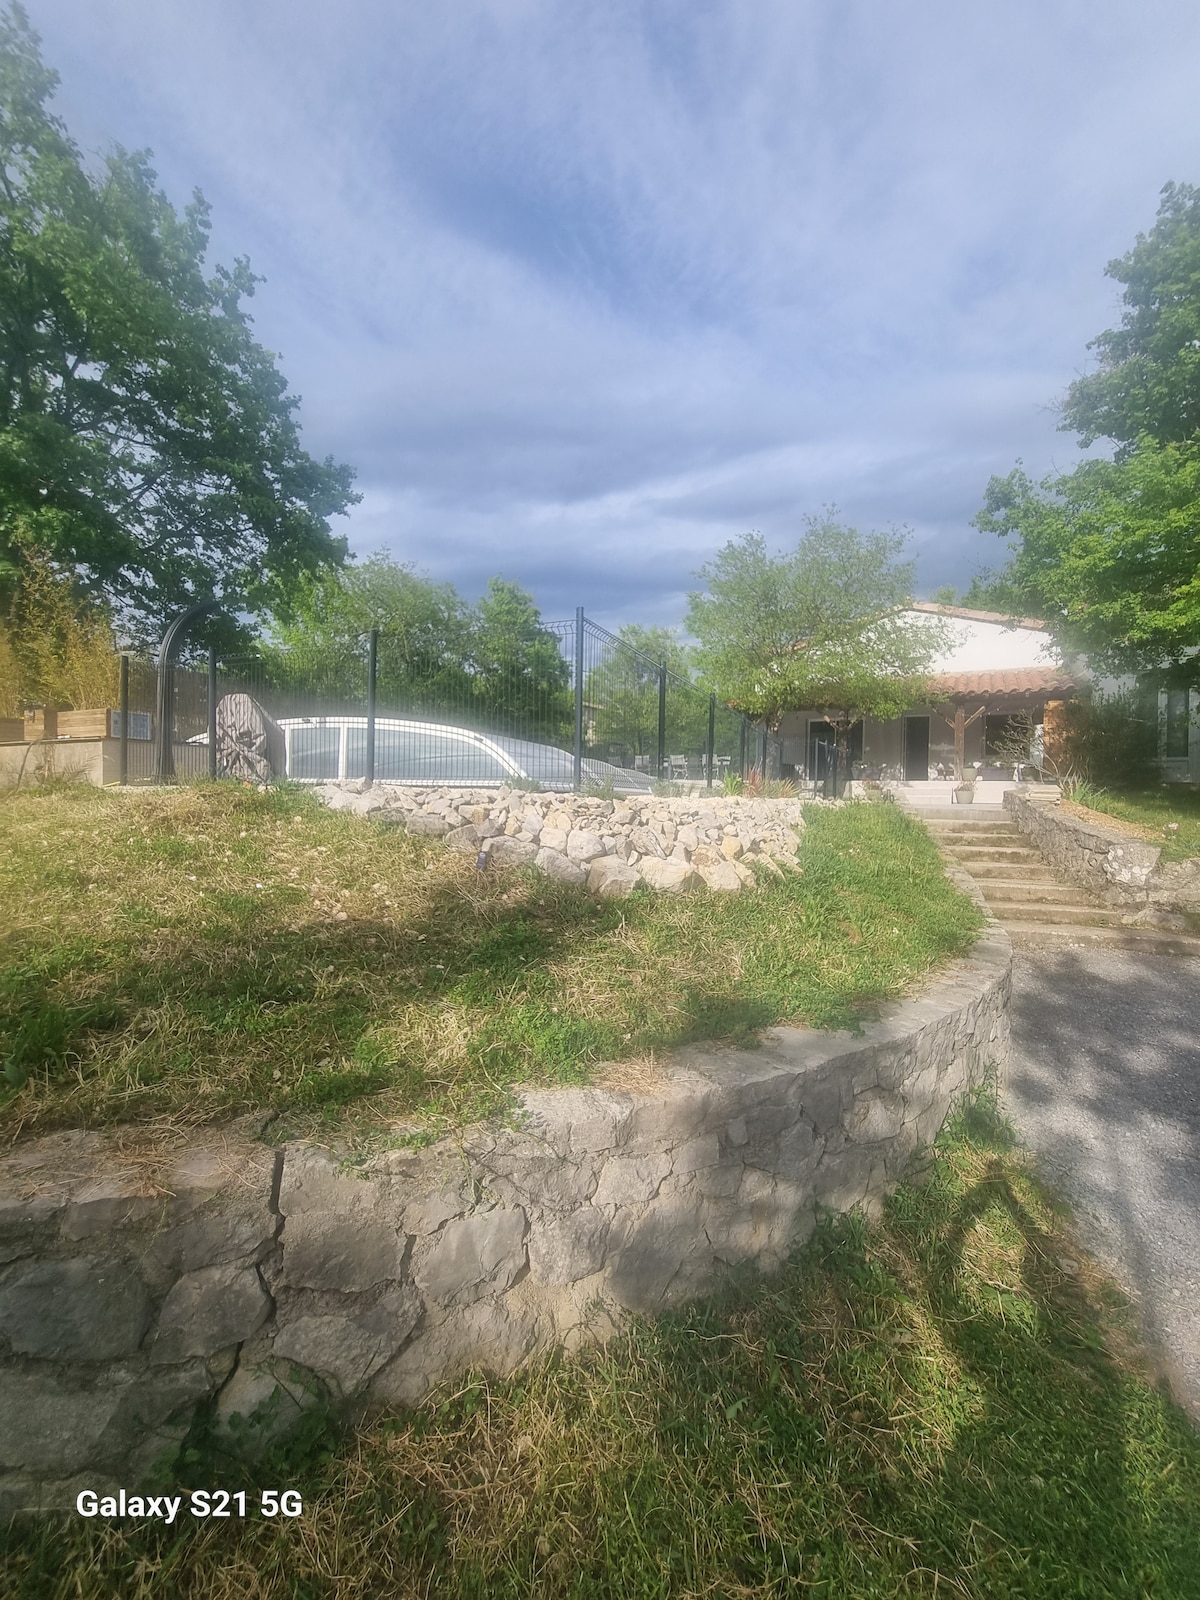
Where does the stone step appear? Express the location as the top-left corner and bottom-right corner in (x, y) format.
(928, 828), (1027, 846)
(896, 804), (1010, 820)
(940, 845), (1046, 863)
(921, 819), (1024, 832)
(985, 901), (1125, 927)
(971, 879), (1089, 904)
(955, 859), (1061, 881)
(1008, 923), (1200, 957)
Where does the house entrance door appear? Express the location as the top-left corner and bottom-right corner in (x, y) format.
(903, 716), (930, 781)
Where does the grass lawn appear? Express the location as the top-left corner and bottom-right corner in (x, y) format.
(1065, 784), (1200, 862)
(0, 785), (983, 1142)
(4, 1095), (1198, 1599)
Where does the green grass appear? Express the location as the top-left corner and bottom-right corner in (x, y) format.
(0, 785), (983, 1140)
(1064, 784), (1200, 862)
(4, 1096), (1198, 1599)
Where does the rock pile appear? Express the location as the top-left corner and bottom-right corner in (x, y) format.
(315, 785), (814, 894)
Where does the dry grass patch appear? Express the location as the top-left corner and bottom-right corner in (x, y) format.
(1, 785), (983, 1142)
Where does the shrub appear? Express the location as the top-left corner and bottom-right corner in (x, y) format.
(1048, 689), (1161, 790)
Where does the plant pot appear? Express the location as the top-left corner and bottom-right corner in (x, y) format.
(955, 785), (975, 805)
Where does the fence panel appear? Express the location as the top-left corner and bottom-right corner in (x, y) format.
(111, 610), (760, 793)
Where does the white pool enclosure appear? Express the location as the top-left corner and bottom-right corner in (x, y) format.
(198, 713), (655, 793)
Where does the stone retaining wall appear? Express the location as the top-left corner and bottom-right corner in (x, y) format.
(1005, 787), (1200, 922)
(316, 783), (814, 894)
(0, 890), (1010, 1512)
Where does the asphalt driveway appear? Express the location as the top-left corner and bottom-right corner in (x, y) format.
(1006, 947), (1200, 1419)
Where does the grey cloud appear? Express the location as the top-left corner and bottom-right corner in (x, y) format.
(21, 0), (1200, 624)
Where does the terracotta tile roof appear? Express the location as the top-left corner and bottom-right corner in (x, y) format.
(926, 668), (1077, 700)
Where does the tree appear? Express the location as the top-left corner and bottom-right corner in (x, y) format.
(468, 577), (571, 741)
(974, 442), (1200, 681)
(0, 550), (116, 714)
(1060, 182), (1200, 450)
(685, 516), (946, 766)
(260, 555), (474, 706)
(261, 560), (572, 740)
(974, 182), (1200, 682)
(584, 624), (706, 763)
(0, 5), (357, 643)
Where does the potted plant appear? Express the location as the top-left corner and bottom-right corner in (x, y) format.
(954, 768), (976, 805)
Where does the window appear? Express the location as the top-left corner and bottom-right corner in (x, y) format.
(345, 725), (512, 783)
(1165, 689), (1191, 759)
(288, 725), (341, 780)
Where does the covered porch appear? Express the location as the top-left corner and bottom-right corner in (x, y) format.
(774, 667), (1078, 793)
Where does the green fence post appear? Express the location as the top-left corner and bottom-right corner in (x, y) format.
(365, 629), (378, 787)
(657, 664), (667, 782)
(119, 654), (129, 786)
(573, 608), (585, 790)
(207, 648), (218, 781)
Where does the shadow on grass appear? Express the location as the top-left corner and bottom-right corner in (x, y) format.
(1, 802), (982, 1136)
(3, 1102), (1198, 1599)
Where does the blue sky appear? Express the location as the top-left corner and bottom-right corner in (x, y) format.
(22, 0), (1200, 630)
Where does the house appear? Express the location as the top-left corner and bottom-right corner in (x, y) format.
(774, 602), (1078, 788)
(775, 600), (1200, 791)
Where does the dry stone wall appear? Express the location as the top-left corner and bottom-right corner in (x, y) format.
(315, 783), (813, 894)
(0, 897), (1009, 1512)
(1005, 787), (1200, 924)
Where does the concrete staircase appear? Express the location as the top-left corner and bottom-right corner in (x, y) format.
(907, 804), (1200, 955)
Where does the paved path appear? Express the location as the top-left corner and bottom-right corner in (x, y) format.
(1006, 948), (1200, 1419)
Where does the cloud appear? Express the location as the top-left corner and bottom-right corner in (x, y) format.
(22, 0), (1200, 619)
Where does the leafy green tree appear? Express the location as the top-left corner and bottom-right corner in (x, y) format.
(686, 516), (946, 766)
(585, 624), (707, 763)
(261, 561), (571, 739)
(468, 577), (571, 741)
(974, 442), (1200, 680)
(974, 183), (1200, 683)
(1060, 182), (1200, 450)
(261, 555), (474, 707)
(0, 5), (357, 642)
(0, 550), (116, 714)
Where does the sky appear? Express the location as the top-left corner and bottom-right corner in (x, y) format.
(20, 0), (1200, 631)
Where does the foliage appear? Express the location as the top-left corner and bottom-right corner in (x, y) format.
(1063, 783), (1200, 862)
(7, 1097), (1200, 1599)
(1060, 180), (1200, 450)
(0, 550), (117, 715)
(741, 766), (798, 798)
(0, 5), (357, 641)
(974, 439), (1200, 681)
(262, 554), (474, 703)
(1047, 688), (1164, 790)
(0, 786), (981, 1135)
(261, 558), (570, 739)
(974, 184), (1200, 679)
(686, 516), (947, 758)
(584, 624), (708, 763)
(959, 568), (1032, 614)
(468, 577), (571, 741)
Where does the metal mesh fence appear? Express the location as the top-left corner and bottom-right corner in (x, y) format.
(107, 609), (771, 793)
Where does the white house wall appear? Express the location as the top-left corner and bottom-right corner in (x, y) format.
(925, 615), (1059, 674)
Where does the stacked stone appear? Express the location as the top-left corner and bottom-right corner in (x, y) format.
(317, 785), (814, 895)
(1006, 787), (1200, 917)
(0, 911), (1011, 1510)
